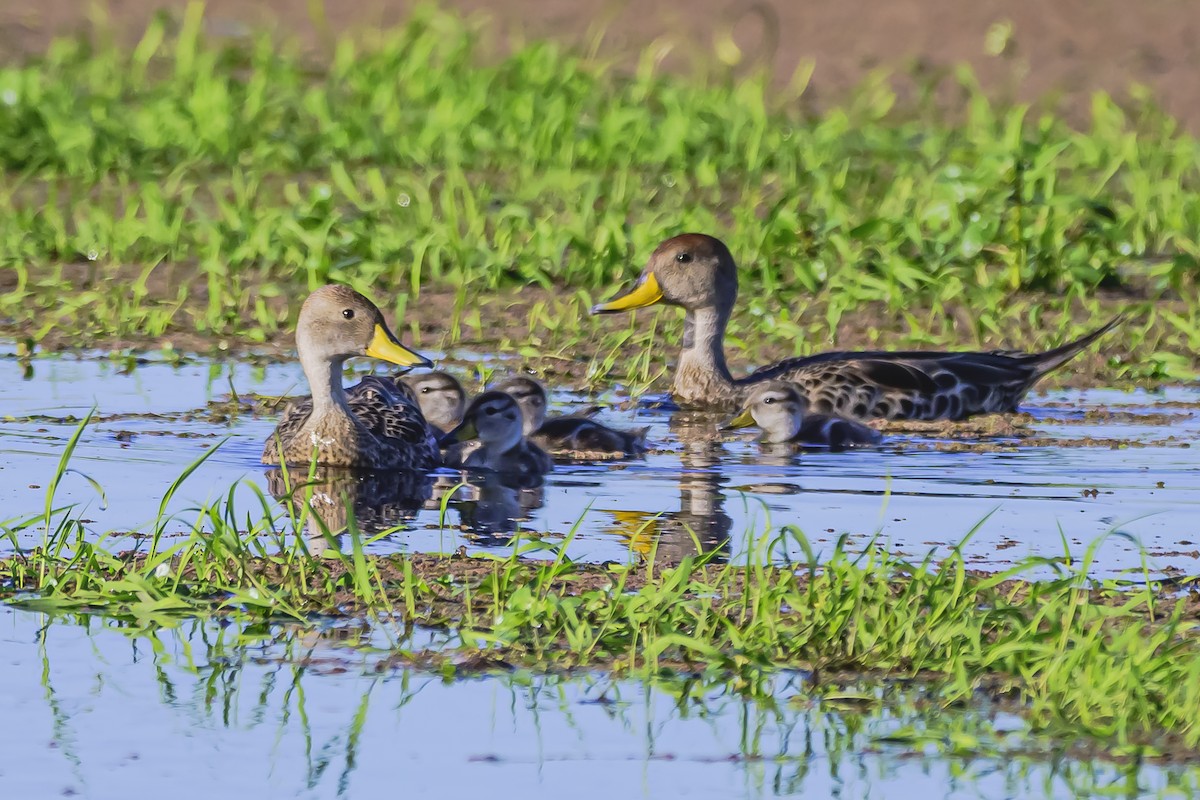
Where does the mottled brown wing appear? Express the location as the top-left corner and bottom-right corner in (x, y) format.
(759, 350), (1041, 421)
(745, 316), (1122, 421)
(345, 376), (439, 457)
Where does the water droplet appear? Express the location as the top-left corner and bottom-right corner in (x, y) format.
(87, 249), (98, 261)
(0, 89), (17, 106)
(397, 193), (411, 207)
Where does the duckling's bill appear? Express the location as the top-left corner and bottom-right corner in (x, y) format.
(364, 324), (434, 368)
(722, 408), (756, 430)
(591, 272), (663, 314)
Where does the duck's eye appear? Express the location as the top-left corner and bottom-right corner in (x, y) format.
(675, 252), (692, 263)
(342, 308), (355, 320)
(420, 386), (430, 394)
(763, 396), (775, 405)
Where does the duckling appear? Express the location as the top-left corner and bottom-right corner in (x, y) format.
(592, 233), (1124, 419)
(400, 370), (467, 435)
(724, 380), (882, 449)
(262, 285), (439, 470)
(492, 376), (649, 457)
(441, 390), (554, 480)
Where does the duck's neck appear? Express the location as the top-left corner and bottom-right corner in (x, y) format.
(302, 351), (352, 421)
(674, 306), (737, 405)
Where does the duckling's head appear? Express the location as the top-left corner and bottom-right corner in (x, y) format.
(402, 371), (466, 434)
(725, 380), (807, 444)
(297, 285), (432, 369)
(443, 391), (525, 454)
(591, 233), (738, 315)
(491, 376), (547, 434)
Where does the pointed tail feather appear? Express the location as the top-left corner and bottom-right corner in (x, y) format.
(1030, 314), (1128, 376)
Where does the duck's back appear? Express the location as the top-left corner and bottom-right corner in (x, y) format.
(796, 413), (882, 449)
(533, 417), (649, 456)
(753, 350), (1038, 421)
(741, 317), (1121, 422)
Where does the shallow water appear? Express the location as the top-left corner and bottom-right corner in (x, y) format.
(2, 348), (1199, 576)
(3, 604), (1197, 800)
(4, 348), (1200, 797)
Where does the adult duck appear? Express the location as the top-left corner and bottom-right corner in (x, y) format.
(592, 233), (1122, 419)
(262, 285), (440, 470)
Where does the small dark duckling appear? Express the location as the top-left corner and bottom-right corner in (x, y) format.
(724, 380), (882, 450)
(400, 370), (467, 435)
(492, 376), (649, 457)
(441, 391), (554, 480)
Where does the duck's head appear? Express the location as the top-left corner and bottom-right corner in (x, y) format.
(491, 376), (547, 434)
(442, 391), (525, 454)
(724, 380), (807, 444)
(402, 371), (466, 434)
(297, 285), (432, 369)
(591, 233), (738, 315)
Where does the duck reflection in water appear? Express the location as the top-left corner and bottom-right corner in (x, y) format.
(265, 467), (433, 554)
(605, 411), (732, 565)
(434, 472), (547, 545)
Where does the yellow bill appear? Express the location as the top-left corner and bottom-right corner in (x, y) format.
(723, 408), (757, 430)
(364, 324), (433, 368)
(590, 272), (664, 314)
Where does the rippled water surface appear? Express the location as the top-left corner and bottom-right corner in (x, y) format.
(4, 605), (1200, 800)
(2, 349), (1198, 575)
(3, 347), (1200, 797)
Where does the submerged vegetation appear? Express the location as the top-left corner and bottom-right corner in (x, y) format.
(0, 3), (1197, 385)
